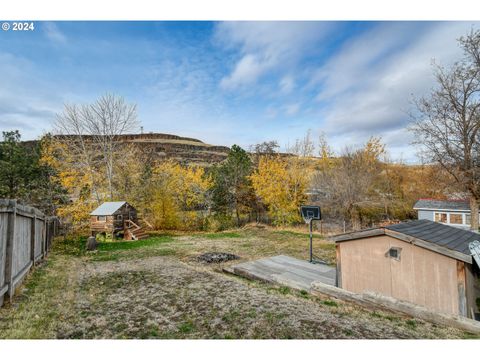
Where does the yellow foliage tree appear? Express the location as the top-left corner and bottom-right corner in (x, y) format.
(318, 131), (336, 172)
(250, 155), (312, 226)
(40, 136), (99, 231)
(360, 136), (386, 169)
(146, 161), (212, 230)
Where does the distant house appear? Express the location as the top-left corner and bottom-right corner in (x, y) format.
(90, 201), (148, 240)
(413, 198), (475, 229)
(333, 220), (480, 319)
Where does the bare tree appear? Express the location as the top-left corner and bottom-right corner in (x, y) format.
(54, 93), (139, 202)
(287, 129), (315, 158)
(313, 137), (385, 230)
(286, 130), (316, 209)
(250, 140), (279, 155)
(410, 32), (480, 230)
(83, 94), (138, 200)
(461, 30), (480, 68)
(318, 131), (334, 160)
(54, 104), (102, 203)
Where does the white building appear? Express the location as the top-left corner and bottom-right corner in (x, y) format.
(413, 199), (476, 229)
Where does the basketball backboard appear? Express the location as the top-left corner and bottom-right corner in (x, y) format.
(300, 205), (321, 223)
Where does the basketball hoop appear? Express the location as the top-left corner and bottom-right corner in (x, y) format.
(300, 205), (321, 264)
(301, 206), (321, 223)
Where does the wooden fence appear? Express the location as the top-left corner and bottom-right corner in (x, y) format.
(0, 199), (58, 307)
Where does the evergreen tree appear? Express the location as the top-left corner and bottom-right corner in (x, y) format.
(211, 145), (254, 226)
(0, 130), (32, 199)
(0, 131), (67, 215)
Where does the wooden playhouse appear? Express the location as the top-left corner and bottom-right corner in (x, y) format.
(90, 201), (148, 240)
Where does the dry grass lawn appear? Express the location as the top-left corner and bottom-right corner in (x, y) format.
(0, 226), (475, 339)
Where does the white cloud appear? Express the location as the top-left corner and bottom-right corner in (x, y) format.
(313, 22), (479, 161)
(0, 53), (66, 139)
(216, 21), (336, 90)
(43, 22), (67, 44)
(220, 54), (271, 89)
(285, 102), (300, 116)
(265, 106), (278, 119)
(279, 75), (295, 94)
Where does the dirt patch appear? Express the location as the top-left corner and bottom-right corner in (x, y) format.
(197, 252), (240, 264)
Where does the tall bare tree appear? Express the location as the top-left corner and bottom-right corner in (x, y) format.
(410, 31), (480, 230)
(461, 30), (480, 68)
(54, 93), (139, 201)
(313, 137), (385, 230)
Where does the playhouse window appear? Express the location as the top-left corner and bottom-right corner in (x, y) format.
(116, 214), (123, 221)
(97, 216), (106, 222)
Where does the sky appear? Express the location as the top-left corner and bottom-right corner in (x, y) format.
(0, 21), (479, 162)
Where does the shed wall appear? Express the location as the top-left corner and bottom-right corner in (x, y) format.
(339, 235), (461, 316)
(465, 264), (480, 317)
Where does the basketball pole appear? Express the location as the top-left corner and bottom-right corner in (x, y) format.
(300, 205), (321, 264)
(309, 219), (313, 263)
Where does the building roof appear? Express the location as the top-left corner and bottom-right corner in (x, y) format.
(385, 220), (478, 256)
(413, 198), (470, 211)
(333, 219), (478, 263)
(90, 201), (127, 216)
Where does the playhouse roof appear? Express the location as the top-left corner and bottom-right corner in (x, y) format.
(90, 202), (127, 216)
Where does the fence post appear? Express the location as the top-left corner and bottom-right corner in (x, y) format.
(46, 219), (50, 255)
(45, 218), (50, 256)
(5, 200), (17, 301)
(43, 217), (47, 258)
(30, 209), (36, 265)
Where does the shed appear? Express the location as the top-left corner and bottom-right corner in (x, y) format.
(90, 201), (147, 240)
(333, 220), (480, 319)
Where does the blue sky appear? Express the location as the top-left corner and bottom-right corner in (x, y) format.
(0, 21), (479, 161)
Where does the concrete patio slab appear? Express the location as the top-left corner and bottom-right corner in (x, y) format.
(225, 255), (336, 291)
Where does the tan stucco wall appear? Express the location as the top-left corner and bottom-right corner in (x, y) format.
(339, 235), (461, 316)
(465, 263), (480, 317)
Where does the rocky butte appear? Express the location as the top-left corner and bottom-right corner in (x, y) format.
(25, 132), (231, 166)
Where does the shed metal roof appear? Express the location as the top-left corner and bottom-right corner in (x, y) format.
(385, 220), (479, 256)
(332, 219), (479, 263)
(413, 199), (470, 211)
(90, 201), (127, 216)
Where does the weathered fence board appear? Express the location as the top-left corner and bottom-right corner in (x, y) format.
(13, 215), (32, 277)
(0, 199), (58, 307)
(34, 218), (45, 261)
(0, 212), (8, 305)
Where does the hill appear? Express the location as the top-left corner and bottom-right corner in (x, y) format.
(25, 133), (231, 166)
(120, 133), (230, 165)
